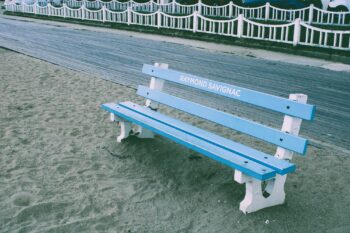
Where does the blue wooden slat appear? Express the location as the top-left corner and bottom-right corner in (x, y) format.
(101, 102), (276, 181)
(142, 64), (316, 120)
(137, 86), (308, 154)
(118, 101), (296, 175)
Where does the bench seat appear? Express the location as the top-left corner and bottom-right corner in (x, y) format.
(101, 101), (296, 181)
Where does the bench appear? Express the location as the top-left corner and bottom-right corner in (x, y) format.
(101, 63), (316, 213)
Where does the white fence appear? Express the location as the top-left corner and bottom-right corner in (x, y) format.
(9, 0), (349, 26)
(299, 21), (350, 49)
(4, 2), (350, 51)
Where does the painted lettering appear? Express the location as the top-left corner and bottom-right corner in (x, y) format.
(179, 75), (241, 97)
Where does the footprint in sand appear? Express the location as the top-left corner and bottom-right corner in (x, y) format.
(11, 192), (33, 207)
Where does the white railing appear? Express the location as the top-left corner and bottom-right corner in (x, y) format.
(50, 4), (65, 17)
(233, 3), (266, 20)
(4, 2), (350, 51)
(312, 6), (350, 25)
(158, 2), (173, 14)
(130, 9), (158, 27)
(84, 7), (103, 21)
(65, 5), (82, 19)
(197, 13), (239, 36)
(84, 0), (103, 9)
(200, 2), (231, 18)
(299, 21), (350, 49)
(37, 4), (49, 15)
(65, 0), (83, 9)
(269, 4), (310, 23)
(104, 1), (129, 11)
(105, 8), (128, 23)
(132, 1), (157, 13)
(242, 17), (295, 44)
(160, 11), (193, 31)
(8, 1), (350, 26)
(22, 3), (35, 13)
(172, 1), (198, 15)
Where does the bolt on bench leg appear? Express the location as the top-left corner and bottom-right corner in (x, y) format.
(234, 171), (287, 213)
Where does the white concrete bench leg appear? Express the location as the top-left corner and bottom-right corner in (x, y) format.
(117, 121), (133, 143)
(110, 113), (154, 140)
(235, 93), (307, 213)
(234, 170), (286, 213)
(110, 113), (116, 122)
(110, 113), (133, 142)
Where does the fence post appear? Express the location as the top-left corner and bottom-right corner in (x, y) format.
(265, 2), (270, 20)
(157, 9), (161, 29)
(150, 0), (154, 12)
(127, 7), (131, 25)
(229, 1), (233, 18)
(197, 0), (201, 15)
(63, 3), (67, 18)
(81, 4), (85, 20)
(308, 4), (314, 24)
(22, 0), (26, 13)
(172, 0), (175, 14)
(34, 1), (37, 15)
(237, 14), (243, 38)
(193, 11), (198, 33)
(47, 3), (51, 16)
(102, 5), (106, 22)
(293, 18), (301, 46)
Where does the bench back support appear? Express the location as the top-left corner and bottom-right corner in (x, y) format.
(141, 62), (315, 160)
(142, 64), (316, 120)
(137, 85), (308, 154)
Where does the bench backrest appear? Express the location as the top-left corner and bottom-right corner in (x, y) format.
(140, 63), (315, 156)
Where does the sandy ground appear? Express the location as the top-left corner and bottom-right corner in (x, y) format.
(1, 48), (350, 232)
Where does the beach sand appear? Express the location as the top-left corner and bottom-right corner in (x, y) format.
(1, 48), (350, 232)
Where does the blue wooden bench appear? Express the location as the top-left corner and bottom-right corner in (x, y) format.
(101, 63), (316, 213)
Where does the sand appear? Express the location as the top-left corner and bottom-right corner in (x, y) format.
(1, 48), (350, 232)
